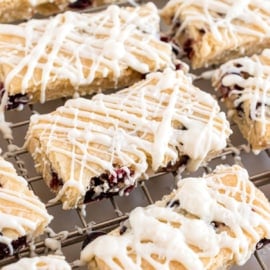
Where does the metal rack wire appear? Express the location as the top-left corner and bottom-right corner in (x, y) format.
(0, 1), (269, 269)
(0, 100), (269, 270)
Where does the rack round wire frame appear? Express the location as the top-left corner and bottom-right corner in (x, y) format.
(0, 101), (269, 270)
(0, 0), (269, 268)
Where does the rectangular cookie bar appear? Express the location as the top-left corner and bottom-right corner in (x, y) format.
(0, 3), (174, 109)
(0, 0), (114, 23)
(25, 69), (232, 209)
(2, 255), (71, 270)
(0, 157), (52, 259)
(160, 0), (270, 69)
(212, 49), (270, 153)
(80, 165), (270, 270)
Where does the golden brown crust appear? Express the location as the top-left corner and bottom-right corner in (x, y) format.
(0, 3), (173, 105)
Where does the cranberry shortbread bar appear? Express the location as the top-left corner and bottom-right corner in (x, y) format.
(0, 3), (174, 109)
(212, 49), (270, 152)
(0, 0), (116, 23)
(25, 69), (231, 209)
(160, 0), (270, 69)
(0, 157), (52, 259)
(81, 165), (270, 270)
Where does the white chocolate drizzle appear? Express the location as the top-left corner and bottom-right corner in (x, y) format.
(212, 49), (270, 136)
(25, 69), (231, 209)
(162, 0), (270, 41)
(2, 255), (71, 270)
(0, 3), (173, 102)
(81, 165), (270, 269)
(0, 157), (52, 254)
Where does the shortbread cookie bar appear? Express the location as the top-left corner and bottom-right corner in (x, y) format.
(160, 0), (270, 69)
(81, 165), (270, 270)
(0, 0), (82, 23)
(0, 3), (174, 110)
(0, 157), (52, 259)
(212, 49), (270, 152)
(0, 0), (117, 23)
(2, 255), (71, 270)
(25, 69), (231, 209)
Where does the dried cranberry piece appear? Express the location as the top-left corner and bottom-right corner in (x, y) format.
(69, 0), (92, 9)
(0, 85), (29, 110)
(198, 28), (206, 34)
(6, 93), (29, 110)
(0, 236), (27, 259)
(84, 167), (135, 202)
(183, 38), (194, 59)
(210, 221), (226, 230)
(50, 172), (63, 190)
(160, 35), (171, 43)
(119, 225), (127, 235)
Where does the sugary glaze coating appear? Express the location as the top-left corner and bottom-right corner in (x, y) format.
(0, 0), (115, 23)
(160, 0), (270, 69)
(0, 157), (52, 259)
(2, 255), (71, 270)
(81, 165), (270, 270)
(25, 69), (231, 209)
(212, 49), (270, 152)
(0, 3), (174, 106)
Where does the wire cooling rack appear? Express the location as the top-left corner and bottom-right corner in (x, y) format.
(0, 94), (269, 270)
(0, 1), (270, 269)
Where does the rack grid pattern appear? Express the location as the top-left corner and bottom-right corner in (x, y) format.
(0, 1), (270, 269)
(0, 100), (269, 269)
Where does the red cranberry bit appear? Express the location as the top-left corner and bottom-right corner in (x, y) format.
(0, 236), (27, 259)
(210, 221), (226, 230)
(50, 172), (63, 190)
(234, 63), (242, 68)
(109, 168), (133, 184)
(198, 28), (206, 34)
(84, 167), (135, 203)
(0, 85), (29, 111)
(175, 63), (182, 70)
(119, 225), (127, 235)
(160, 35), (171, 43)
(69, 0), (92, 9)
(183, 38), (194, 59)
(7, 93), (29, 110)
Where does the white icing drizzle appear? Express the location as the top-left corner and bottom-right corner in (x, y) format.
(162, 0), (270, 39)
(212, 49), (270, 136)
(0, 157), (52, 253)
(161, 0), (270, 64)
(81, 165), (270, 269)
(0, 3), (173, 102)
(25, 69), (231, 208)
(2, 255), (71, 270)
